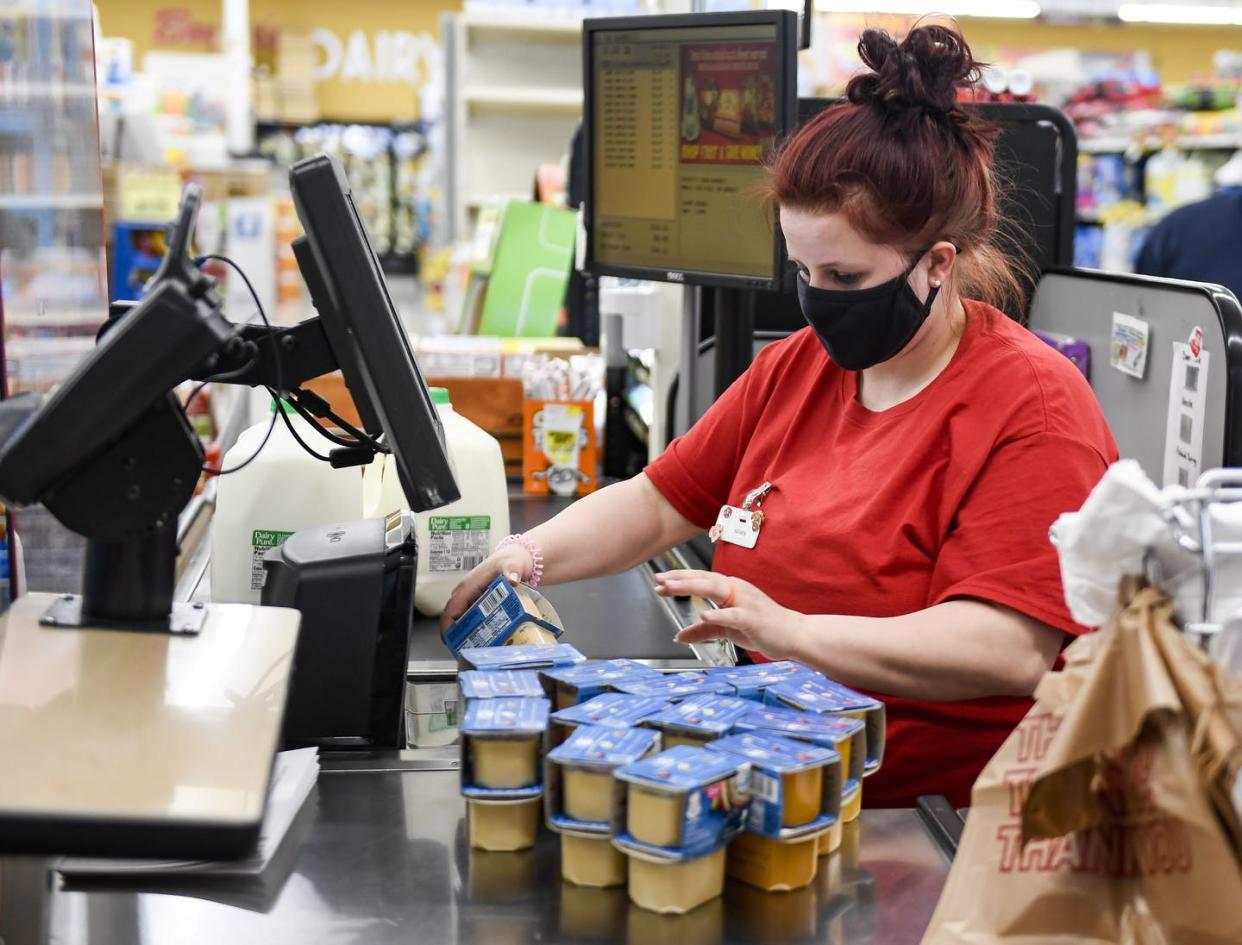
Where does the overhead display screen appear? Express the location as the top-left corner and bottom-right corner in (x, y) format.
(586, 14), (794, 290)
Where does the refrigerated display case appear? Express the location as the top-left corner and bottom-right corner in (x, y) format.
(0, 0), (108, 597)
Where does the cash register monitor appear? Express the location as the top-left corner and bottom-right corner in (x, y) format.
(289, 153), (459, 512)
(583, 10), (798, 291)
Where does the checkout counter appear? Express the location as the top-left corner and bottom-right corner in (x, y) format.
(48, 490), (955, 945)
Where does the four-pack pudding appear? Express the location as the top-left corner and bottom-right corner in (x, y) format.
(702, 660), (817, 701)
(459, 642), (586, 673)
(549, 692), (668, 745)
(764, 676), (887, 775)
(445, 577), (566, 656)
(540, 659), (662, 710)
(461, 696), (551, 851)
(641, 693), (753, 750)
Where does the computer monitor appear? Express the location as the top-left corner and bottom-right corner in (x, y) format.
(583, 11), (798, 292)
(288, 154), (460, 513)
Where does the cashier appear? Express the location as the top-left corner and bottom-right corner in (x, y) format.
(444, 25), (1117, 808)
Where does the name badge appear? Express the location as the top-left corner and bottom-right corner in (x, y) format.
(709, 504), (764, 549)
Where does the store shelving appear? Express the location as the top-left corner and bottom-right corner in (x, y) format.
(1080, 132), (1242, 154)
(0, 193), (102, 210)
(464, 88), (584, 115)
(460, 11), (585, 43)
(443, 11), (584, 241)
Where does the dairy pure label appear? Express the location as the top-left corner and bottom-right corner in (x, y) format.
(250, 529), (294, 591)
(428, 515), (492, 572)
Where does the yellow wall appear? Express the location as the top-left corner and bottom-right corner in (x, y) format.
(963, 20), (1239, 86)
(95, 0), (462, 122)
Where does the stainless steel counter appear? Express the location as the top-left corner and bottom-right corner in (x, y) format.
(53, 768), (950, 945)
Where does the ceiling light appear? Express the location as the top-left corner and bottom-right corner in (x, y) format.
(814, 0), (1041, 17)
(1117, 2), (1242, 23)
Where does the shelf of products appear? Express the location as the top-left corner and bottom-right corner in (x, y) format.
(0, 1), (108, 598)
(256, 121), (431, 275)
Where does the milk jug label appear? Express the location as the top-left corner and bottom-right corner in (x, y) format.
(251, 529), (294, 591)
(428, 516), (491, 572)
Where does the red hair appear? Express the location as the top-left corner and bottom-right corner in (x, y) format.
(769, 24), (1029, 310)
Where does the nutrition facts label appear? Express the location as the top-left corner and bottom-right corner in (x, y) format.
(250, 529), (294, 591)
(427, 515), (492, 573)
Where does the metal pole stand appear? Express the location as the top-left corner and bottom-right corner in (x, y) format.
(0, 856), (51, 945)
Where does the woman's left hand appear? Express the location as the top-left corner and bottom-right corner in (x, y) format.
(654, 570), (803, 661)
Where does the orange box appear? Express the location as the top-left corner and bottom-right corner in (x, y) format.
(522, 400), (597, 497)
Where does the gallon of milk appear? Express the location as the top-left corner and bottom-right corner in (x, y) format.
(362, 387), (509, 616)
(211, 400), (365, 604)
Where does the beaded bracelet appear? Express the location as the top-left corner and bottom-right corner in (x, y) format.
(496, 533), (544, 588)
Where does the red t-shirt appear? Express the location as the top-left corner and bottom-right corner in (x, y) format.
(644, 300), (1117, 808)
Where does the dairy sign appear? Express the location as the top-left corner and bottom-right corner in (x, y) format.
(311, 28), (438, 87)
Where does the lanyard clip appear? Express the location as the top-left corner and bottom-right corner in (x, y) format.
(742, 481), (772, 511)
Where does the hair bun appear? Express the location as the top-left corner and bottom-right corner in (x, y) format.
(847, 25), (980, 118)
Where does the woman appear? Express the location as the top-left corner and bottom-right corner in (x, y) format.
(443, 25), (1117, 808)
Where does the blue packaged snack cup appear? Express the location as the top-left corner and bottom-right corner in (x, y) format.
(642, 694), (754, 748)
(546, 724), (661, 831)
(612, 745), (750, 859)
(763, 677), (886, 774)
(460, 697), (551, 798)
(707, 731), (841, 839)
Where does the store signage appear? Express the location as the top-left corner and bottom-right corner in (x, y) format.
(310, 28), (438, 86)
(152, 7), (219, 49)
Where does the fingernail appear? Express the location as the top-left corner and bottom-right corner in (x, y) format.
(508, 572), (520, 582)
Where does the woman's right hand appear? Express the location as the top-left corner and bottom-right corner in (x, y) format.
(440, 544), (534, 634)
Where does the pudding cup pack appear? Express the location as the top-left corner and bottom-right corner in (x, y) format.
(458, 642), (586, 673)
(461, 697), (551, 852)
(459, 669), (545, 702)
(549, 692), (668, 745)
(726, 829), (822, 892)
(467, 795), (543, 852)
(445, 577), (566, 656)
(611, 744), (750, 855)
(610, 671), (732, 702)
(702, 660), (818, 701)
(461, 697), (551, 793)
(546, 724), (662, 829)
(763, 676), (886, 775)
(540, 659), (662, 710)
(734, 703), (866, 824)
(560, 830), (628, 888)
(705, 732), (841, 837)
(640, 693), (754, 750)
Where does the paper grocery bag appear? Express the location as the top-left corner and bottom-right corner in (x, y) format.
(923, 581), (1242, 945)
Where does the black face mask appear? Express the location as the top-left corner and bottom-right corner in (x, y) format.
(796, 252), (941, 371)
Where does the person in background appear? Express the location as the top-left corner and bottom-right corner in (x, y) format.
(443, 24), (1117, 809)
(1135, 152), (1242, 299)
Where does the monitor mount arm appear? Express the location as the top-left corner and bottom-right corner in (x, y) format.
(0, 185), (375, 634)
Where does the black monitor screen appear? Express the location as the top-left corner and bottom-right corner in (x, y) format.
(584, 11), (797, 291)
(289, 153), (459, 513)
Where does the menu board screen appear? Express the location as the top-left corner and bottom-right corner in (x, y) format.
(588, 19), (790, 289)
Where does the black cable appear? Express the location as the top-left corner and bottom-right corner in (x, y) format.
(193, 253), (283, 476)
(283, 394), (363, 449)
(271, 391), (331, 462)
(286, 388), (389, 454)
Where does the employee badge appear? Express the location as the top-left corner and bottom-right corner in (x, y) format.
(709, 481), (771, 550)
